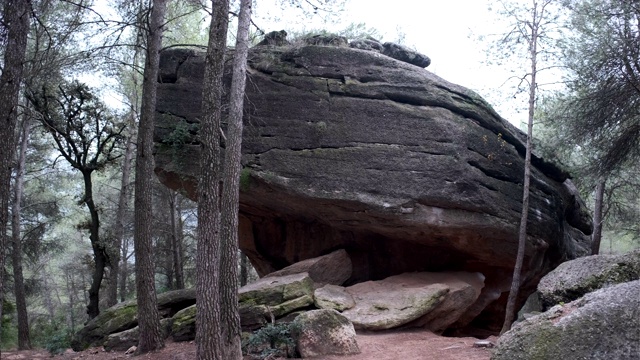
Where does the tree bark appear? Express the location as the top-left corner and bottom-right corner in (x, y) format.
(169, 191), (185, 289)
(196, 0), (230, 358)
(134, 0), (168, 353)
(219, 0), (252, 357)
(0, 1), (30, 345)
(591, 179), (606, 255)
(501, 0), (542, 335)
(11, 116), (31, 349)
(83, 169), (108, 320)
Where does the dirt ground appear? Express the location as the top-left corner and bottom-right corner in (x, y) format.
(2, 330), (497, 360)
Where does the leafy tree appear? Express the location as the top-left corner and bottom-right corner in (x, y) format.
(27, 81), (125, 320)
(485, 0), (562, 334)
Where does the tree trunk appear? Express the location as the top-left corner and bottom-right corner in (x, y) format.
(0, 1), (30, 343)
(196, 0), (230, 358)
(169, 191), (185, 289)
(83, 169), (108, 320)
(134, 0), (168, 353)
(219, 0), (252, 357)
(107, 125), (135, 307)
(240, 252), (248, 286)
(591, 179), (606, 255)
(501, 1), (540, 335)
(11, 116), (31, 349)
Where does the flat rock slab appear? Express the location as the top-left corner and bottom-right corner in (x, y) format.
(265, 249), (352, 287)
(238, 272), (314, 307)
(314, 284), (356, 311)
(342, 273), (450, 330)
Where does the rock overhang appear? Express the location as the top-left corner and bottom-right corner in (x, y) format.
(153, 36), (593, 334)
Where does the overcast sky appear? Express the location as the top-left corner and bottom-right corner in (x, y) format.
(252, 0), (533, 127)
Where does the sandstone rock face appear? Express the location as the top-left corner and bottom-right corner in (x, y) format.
(293, 309), (360, 358)
(314, 284), (356, 312)
(155, 39), (592, 332)
(341, 272), (481, 330)
(265, 249), (352, 287)
(538, 250), (640, 309)
(239, 272), (314, 306)
(493, 280), (640, 360)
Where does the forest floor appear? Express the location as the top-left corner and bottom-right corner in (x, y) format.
(3, 330), (497, 360)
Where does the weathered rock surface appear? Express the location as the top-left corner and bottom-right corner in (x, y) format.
(538, 250), (640, 309)
(103, 318), (171, 352)
(239, 272), (314, 307)
(405, 272), (485, 333)
(341, 272), (482, 330)
(265, 249), (352, 287)
(314, 284), (356, 312)
(493, 280), (640, 360)
(71, 288), (195, 351)
(293, 309), (360, 358)
(382, 42), (431, 68)
(154, 36), (592, 332)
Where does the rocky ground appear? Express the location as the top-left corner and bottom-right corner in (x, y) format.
(3, 330), (496, 360)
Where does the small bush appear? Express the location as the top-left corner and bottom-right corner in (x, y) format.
(242, 322), (301, 359)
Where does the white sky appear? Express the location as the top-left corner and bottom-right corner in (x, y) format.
(252, 0), (536, 128)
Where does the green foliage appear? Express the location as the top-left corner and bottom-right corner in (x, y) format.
(1, 300), (17, 349)
(31, 316), (72, 355)
(242, 322), (300, 359)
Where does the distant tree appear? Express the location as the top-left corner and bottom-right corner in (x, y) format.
(0, 0), (32, 348)
(134, 0), (169, 353)
(28, 81), (125, 320)
(11, 116), (33, 349)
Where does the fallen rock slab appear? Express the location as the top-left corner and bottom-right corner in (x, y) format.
(342, 273), (450, 330)
(265, 249), (352, 287)
(314, 284), (356, 312)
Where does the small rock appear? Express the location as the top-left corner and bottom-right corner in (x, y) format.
(125, 345), (137, 354)
(473, 340), (495, 348)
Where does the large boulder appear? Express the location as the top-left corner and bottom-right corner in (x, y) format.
(341, 272), (482, 331)
(71, 288), (195, 351)
(493, 280), (640, 360)
(293, 309), (360, 358)
(538, 250), (640, 309)
(154, 37), (592, 332)
(265, 249), (352, 287)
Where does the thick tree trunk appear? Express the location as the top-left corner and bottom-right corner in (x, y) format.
(134, 0), (168, 353)
(12, 117), (31, 349)
(501, 0), (540, 335)
(83, 169), (108, 320)
(591, 179), (606, 255)
(107, 128), (135, 307)
(196, 0), (230, 358)
(0, 1), (30, 343)
(219, 0), (252, 357)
